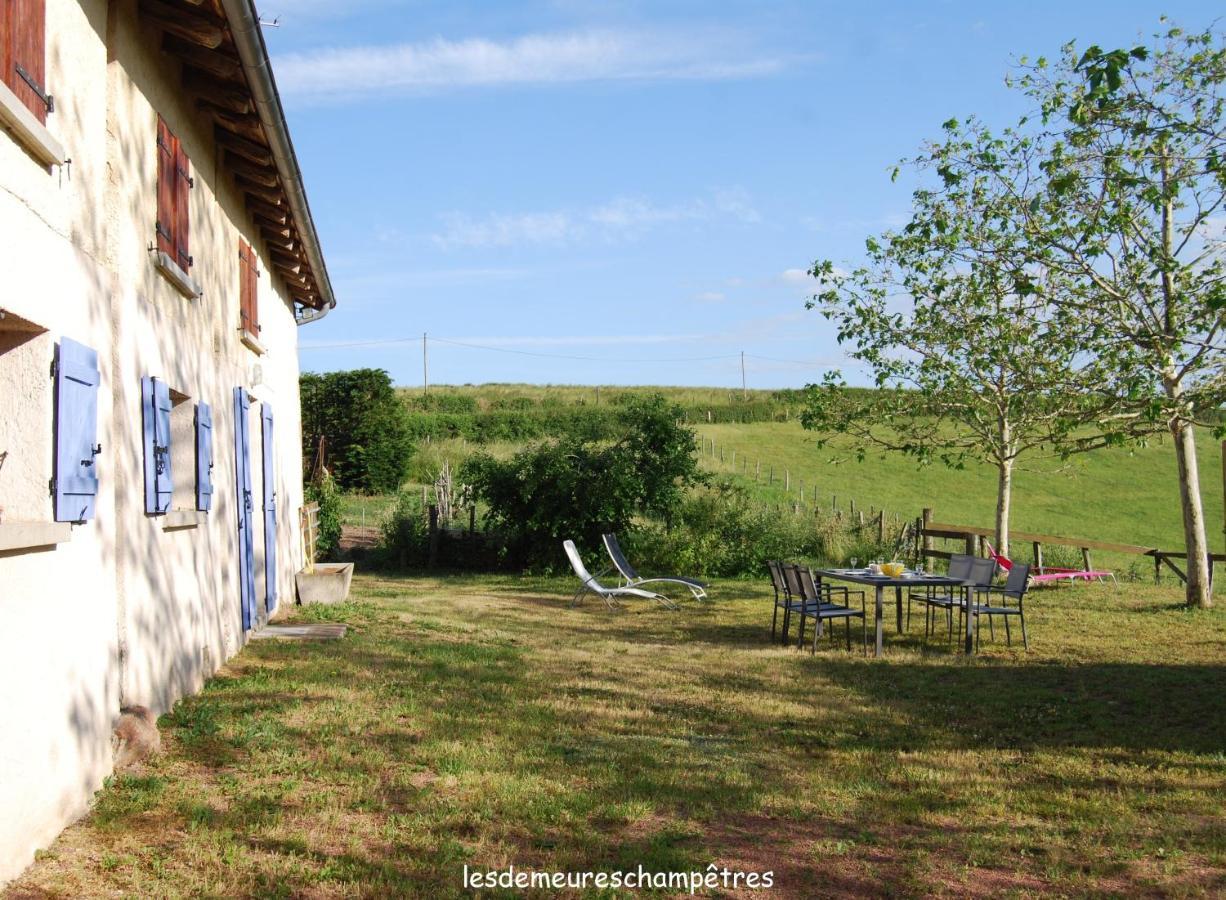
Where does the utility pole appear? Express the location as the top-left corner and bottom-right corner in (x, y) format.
(422, 332), (429, 399)
(740, 351), (747, 401)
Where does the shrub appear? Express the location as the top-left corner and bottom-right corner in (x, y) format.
(620, 480), (903, 578)
(460, 394), (702, 570)
(379, 488), (431, 568)
(304, 472), (342, 561)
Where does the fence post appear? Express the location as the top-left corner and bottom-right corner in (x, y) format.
(1081, 547), (1092, 573)
(921, 508), (933, 561)
(469, 505), (476, 539)
(877, 511), (885, 544)
(785, 469), (790, 491)
(1033, 541), (1043, 573)
(769, 466), (774, 485)
(428, 504), (439, 569)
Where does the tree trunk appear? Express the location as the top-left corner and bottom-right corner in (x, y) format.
(1171, 417), (1212, 608)
(994, 456), (1013, 558)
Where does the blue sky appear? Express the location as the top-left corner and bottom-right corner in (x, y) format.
(268, 1), (1218, 389)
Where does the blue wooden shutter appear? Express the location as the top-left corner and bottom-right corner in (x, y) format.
(234, 387), (256, 631)
(261, 402), (277, 611)
(195, 401), (213, 512)
(141, 376), (172, 514)
(53, 337), (100, 523)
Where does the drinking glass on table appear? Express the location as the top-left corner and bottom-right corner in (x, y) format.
(850, 557), (859, 571)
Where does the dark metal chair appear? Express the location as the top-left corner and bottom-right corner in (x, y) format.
(767, 561), (794, 642)
(952, 556), (999, 643)
(911, 553), (973, 636)
(970, 562), (1031, 650)
(795, 566), (867, 654)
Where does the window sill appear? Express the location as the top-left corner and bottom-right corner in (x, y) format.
(0, 81), (65, 168)
(154, 252), (202, 300)
(163, 509), (206, 530)
(239, 328), (266, 355)
(0, 521), (73, 552)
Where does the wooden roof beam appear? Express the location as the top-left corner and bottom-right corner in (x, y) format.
(203, 103), (266, 143)
(235, 175), (284, 207)
(224, 151), (278, 187)
(214, 127), (273, 167)
(246, 197), (287, 223)
(139, 0), (224, 48)
(254, 216), (292, 238)
(181, 67), (251, 114)
(161, 34), (242, 80)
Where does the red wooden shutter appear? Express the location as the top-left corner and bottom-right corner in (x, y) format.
(8, 0), (48, 124)
(247, 243), (260, 334)
(238, 240), (252, 332)
(156, 117), (175, 257)
(175, 141), (191, 270)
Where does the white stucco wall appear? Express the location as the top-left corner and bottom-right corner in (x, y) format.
(0, 0), (314, 882)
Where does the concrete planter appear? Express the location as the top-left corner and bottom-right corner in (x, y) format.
(295, 563), (355, 605)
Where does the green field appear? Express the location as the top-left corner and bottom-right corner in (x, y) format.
(694, 421), (1225, 558)
(377, 385), (1224, 580)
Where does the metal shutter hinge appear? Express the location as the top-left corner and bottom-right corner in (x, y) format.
(15, 64), (53, 113)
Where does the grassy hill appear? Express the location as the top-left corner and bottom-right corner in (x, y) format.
(693, 421), (1224, 558)
(389, 384), (1224, 576)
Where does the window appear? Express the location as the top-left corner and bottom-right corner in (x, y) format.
(238, 238), (263, 352)
(0, 0), (63, 166)
(153, 116), (199, 298)
(0, 315), (88, 550)
(2, 0), (51, 124)
(141, 377), (212, 520)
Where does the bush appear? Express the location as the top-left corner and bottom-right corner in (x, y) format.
(379, 489), (432, 568)
(304, 472), (342, 561)
(301, 369), (414, 493)
(460, 394), (702, 570)
(620, 481), (903, 578)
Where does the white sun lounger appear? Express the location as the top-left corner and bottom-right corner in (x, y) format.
(602, 533), (708, 601)
(563, 540), (677, 610)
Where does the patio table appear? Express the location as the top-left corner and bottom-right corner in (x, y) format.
(812, 568), (977, 657)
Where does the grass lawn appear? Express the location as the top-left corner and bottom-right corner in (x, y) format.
(11, 575), (1225, 898)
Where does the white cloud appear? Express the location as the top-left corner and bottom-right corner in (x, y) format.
(780, 267), (812, 285)
(274, 28), (794, 102)
(693, 291), (726, 303)
(431, 188), (760, 249)
(431, 211), (574, 249)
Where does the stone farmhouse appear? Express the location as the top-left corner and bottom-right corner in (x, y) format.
(0, 0), (336, 880)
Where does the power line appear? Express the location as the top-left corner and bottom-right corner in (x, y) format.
(301, 333), (743, 364)
(431, 335), (735, 362)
